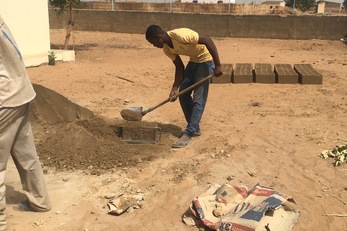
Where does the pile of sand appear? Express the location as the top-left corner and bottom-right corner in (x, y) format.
(30, 84), (180, 173)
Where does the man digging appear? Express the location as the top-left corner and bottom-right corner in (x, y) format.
(145, 25), (223, 148)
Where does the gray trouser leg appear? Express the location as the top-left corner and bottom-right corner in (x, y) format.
(0, 104), (51, 230)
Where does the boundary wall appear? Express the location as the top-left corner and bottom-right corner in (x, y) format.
(75, 2), (273, 14)
(49, 9), (347, 40)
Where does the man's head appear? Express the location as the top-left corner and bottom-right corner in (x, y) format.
(145, 25), (165, 48)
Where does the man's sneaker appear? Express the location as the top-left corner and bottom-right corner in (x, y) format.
(172, 134), (191, 148)
(13, 200), (35, 212)
(179, 130), (201, 137)
(192, 130), (201, 137)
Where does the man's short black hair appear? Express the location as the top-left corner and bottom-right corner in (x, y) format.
(146, 25), (162, 40)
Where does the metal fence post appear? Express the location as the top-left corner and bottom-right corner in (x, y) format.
(228, 0), (231, 14)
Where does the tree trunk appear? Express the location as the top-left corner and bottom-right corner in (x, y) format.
(64, 4), (74, 50)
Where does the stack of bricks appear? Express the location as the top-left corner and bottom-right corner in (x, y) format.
(210, 63), (322, 85)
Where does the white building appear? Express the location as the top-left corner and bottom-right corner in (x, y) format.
(183, 0), (236, 3)
(261, 1), (286, 6)
(0, 0), (74, 67)
(0, 0), (51, 67)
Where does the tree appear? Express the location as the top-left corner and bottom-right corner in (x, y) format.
(49, 0), (81, 50)
(285, 0), (315, 13)
(343, 0), (347, 8)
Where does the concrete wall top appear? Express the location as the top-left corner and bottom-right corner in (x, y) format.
(49, 9), (347, 40)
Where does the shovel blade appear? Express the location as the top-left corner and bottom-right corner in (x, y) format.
(120, 107), (143, 121)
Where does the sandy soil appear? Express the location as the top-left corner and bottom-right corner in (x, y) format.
(4, 29), (347, 231)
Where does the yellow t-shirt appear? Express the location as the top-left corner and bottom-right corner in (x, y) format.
(163, 28), (212, 63)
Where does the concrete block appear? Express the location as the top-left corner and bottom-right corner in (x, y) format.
(52, 49), (76, 62)
(294, 64), (323, 84)
(121, 124), (161, 144)
(23, 49), (75, 67)
(212, 64), (233, 84)
(274, 64), (298, 84)
(232, 63), (253, 83)
(254, 63), (275, 83)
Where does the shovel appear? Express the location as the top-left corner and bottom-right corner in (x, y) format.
(120, 74), (213, 121)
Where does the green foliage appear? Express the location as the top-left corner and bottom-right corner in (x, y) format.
(343, 0), (347, 8)
(49, 0), (81, 13)
(285, 0), (315, 12)
(48, 51), (57, 66)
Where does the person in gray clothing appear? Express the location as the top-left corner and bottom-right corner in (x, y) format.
(0, 15), (51, 230)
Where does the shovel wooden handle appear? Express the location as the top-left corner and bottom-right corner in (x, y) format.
(142, 74), (213, 115)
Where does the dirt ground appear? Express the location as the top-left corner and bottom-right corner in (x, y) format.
(4, 29), (347, 230)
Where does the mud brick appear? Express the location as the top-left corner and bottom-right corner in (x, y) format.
(121, 125), (161, 144)
(274, 64), (298, 84)
(294, 64), (323, 84)
(232, 63), (253, 83)
(212, 64), (233, 84)
(254, 63), (275, 83)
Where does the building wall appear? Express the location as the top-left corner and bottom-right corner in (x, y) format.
(0, 0), (50, 66)
(262, 1), (286, 7)
(317, 2), (326, 13)
(49, 9), (347, 40)
(317, 1), (343, 14)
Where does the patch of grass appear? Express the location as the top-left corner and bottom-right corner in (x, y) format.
(48, 51), (56, 66)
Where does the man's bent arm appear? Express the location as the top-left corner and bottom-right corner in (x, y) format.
(198, 35), (223, 77)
